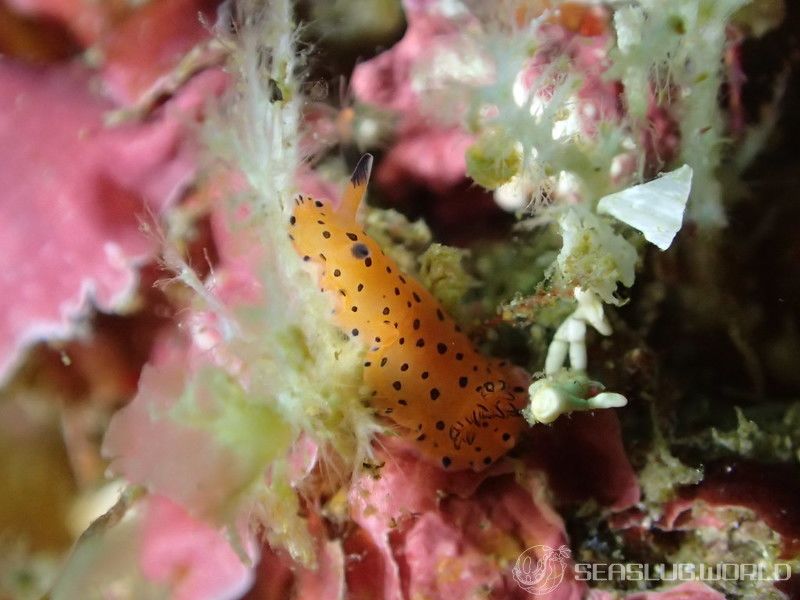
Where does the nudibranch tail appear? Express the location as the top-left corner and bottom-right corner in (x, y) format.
(290, 155), (530, 471)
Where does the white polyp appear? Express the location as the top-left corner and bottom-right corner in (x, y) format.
(545, 339), (569, 375)
(589, 392), (628, 409)
(528, 386), (565, 424)
(554, 316), (587, 344)
(569, 342), (587, 373)
(573, 287), (612, 335)
(495, 173), (530, 211)
(544, 287), (611, 374)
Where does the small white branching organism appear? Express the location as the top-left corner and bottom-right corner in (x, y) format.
(527, 166), (692, 423)
(525, 287), (627, 426)
(545, 286), (612, 375)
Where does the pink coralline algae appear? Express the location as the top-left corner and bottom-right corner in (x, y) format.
(140, 495), (256, 600)
(350, 1), (475, 195)
(98, 0), (221, 105)
(240, 424), (642, 600)
(4, 0), (122, 46)
(603, 582), (726, 600)
(0, 61), (225, 384)
(103, 354), (247, 518)
(343, 416), (635, 600)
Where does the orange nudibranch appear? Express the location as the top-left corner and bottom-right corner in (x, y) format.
(289, 155), (530, 471)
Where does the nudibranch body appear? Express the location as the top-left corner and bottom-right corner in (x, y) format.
(290, 155), (529, 471)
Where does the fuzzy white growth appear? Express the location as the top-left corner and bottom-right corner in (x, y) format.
(556, 208), (637, 305)
(598, 164), (693, 250)
(494, 165), (547, 211)
(545, 287), (611, 375)
(611, 0), (749, 226)
(211, 0), (380, 458)
(187, 0), (381, 563)
(213, 0), (300, 212)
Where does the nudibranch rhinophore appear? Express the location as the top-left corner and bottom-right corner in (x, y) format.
(290, 155), (530, 471)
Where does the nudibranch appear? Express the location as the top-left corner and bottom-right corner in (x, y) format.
(290, 155), (530, 471)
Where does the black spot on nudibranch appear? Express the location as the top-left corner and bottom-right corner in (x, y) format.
(437, 343), (447, 354)
(289, 216), (296, 225)
(436, 308), (445, 321)
(322, 231), (331, 239)
(400, 363), (409, 371)
(442, 456), (452, 468)
(459, 376), (468, 388)
(435, 421), (445, 430)
(346, 232), (358, 241)
(412, 292), (421, 303)
(352, 329), (359, 336)
(429, 388), (440, 400)
(364, 257), (373, 267)
(333, 269), (342, 277)
(314, 200), (324, 207)
(357, 283), (364, 292)
(392, 381), (401, 390)
(416, 338), (425, 348)
(380, 357), (388, 367)
(351, 243), (370, 259)
(413, 319), (420, 330)
(502, 432), (511, 441)
(421, 371), (429, 379)
(383, 307), (390, 315)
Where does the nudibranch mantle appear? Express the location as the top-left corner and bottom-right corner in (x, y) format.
(289, 155), (530, 471)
